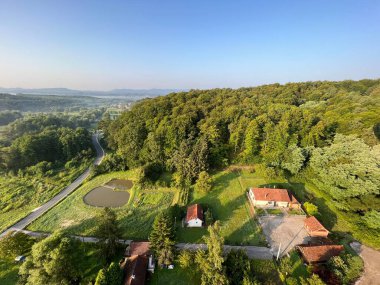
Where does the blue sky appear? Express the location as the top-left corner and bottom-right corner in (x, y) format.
(0, 0), (379, 90)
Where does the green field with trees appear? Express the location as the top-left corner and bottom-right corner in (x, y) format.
(27, 170), (179, 239)
(101, 79), (380, 248)
(0, 114), (95, 233)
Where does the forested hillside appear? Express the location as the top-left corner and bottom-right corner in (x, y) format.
(0, 114), (95, 233)
(103, 79), (380, 245)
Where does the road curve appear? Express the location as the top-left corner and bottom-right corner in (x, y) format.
(0, 133), (105, 238)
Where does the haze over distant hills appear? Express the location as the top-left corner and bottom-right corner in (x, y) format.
(0, 87), (184, 99)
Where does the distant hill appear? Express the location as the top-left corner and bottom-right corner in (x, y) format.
(0, 87), (184, 99)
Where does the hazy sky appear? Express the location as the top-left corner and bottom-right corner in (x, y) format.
(0, 0), (379, 90)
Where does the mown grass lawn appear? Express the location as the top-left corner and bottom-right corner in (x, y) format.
(251, 259), (282, 285)
(147, 261), (199, 285)
(177, 169), (273, 245)
(28, 170), (179, 240)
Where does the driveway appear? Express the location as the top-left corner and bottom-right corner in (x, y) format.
(0, 133), (105, 238)
(258, 215), (311, 257)
(176, 243), (272, 260)
(351, 242), (380, 285)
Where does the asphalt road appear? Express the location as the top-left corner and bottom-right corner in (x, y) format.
(176, 243), (272, 260)
(0, 133), (105, 238)
(351, 242), (380, 285)
(5, 229), (272, 260)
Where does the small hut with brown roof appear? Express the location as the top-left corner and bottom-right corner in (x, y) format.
(248, 188), (300, 208)
(186, 204), (203, 227)
(297, 244), (344, 264)
(123, 255), (148, 285)
(122, 242), (155, 285)
(304, 216), (329, 238)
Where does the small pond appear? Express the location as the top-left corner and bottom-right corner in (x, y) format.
(105, 179), (133, 190)
(83, 186), (130, 207)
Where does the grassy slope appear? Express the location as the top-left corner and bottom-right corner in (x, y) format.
(28, 170), (177, 240)
(177, 170), (272, 245)
(0, 160), (90, 233)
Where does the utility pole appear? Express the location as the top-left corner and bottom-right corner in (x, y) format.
(276, 242), (282, 261)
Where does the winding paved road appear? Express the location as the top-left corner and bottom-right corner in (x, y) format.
(351, 242), (380, 285)
(0, 133), (105, 238)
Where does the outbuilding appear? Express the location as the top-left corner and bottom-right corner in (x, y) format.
(186, 204), (203, 227)
(297, 244), (344, 264)
(304, 216), (329, 238)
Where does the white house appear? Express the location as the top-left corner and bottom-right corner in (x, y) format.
(248, 188), (300, 208)
(186, 204), (203, 227)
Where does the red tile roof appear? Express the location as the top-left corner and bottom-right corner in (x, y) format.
(128, 242), (151, 256)
(304, 216), (329, 234)
(251, 188), (299, 203)
(123, 255), (148, 285)
(186, 204), (203, 222)
(298, 245), (344, 263)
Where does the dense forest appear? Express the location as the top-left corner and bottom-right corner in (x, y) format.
(102, 79), (380, 238)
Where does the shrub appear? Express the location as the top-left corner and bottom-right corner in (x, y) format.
(195, 171), (212, 193)
(179, 250), (194, 268)
(303, 202), (319, 216)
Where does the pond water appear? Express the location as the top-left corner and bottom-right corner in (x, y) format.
(83, 186), (130, 207)
(105, 179), (133, 190)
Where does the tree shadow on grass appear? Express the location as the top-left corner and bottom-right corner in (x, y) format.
(63, 216), (99, 237)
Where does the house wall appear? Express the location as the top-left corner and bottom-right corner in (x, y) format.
(290, 203), (301, 209)
(308, 229), (329, 238)
(277, 202), (289, 207)
(255, 200), (271, 206)
(188, 218), (203, 227)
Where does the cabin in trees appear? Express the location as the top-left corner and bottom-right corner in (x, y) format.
(304, 216), (329, 238)
(186, 204), (204, 227)
(248, 188), (300, 208)
(297, 244), (344, 264)
(122, 242), (155, 285)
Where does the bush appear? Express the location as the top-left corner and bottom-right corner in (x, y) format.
(179, 250), (194, 268)
(143, 162), (164, 182)
(328, 253), (364, 284)
(0, 231), (33, 259)
(362, 210), (380, 229)
(204, 209), (214, 226)
(195, 171), (212, 193)
(303, 202), (319, 216)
